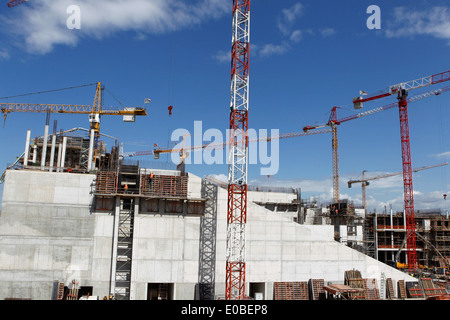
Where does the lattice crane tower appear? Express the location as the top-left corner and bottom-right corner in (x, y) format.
(225, 0), (250, 300)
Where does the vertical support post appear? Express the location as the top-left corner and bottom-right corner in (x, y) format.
(56, 143), (62, 172)
(110, 196), (121, 297)
(49, 134), (56, 172)
(32, 145), (37, 164)
(61, 136), (67, 170)
(331, 124), (339, 203)
(226, 0), (250, 300)
(398, 89), (418, 272)
(41, 125), (49, 170)
(362, 171), (367, 215)
(88, 129), (95, 171)
(129, 197), (139, 300)
(24, 129), (31, 167)
(329, 107), (340, 204)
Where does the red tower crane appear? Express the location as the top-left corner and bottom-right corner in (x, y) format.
(352, 70), (450, 272)
(7, 0), (27, 7)
(226, 0), (250, 300)
(303, 85), (450, 206)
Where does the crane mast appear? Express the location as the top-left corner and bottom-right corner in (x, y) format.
(348, 162), (448, 214)
(352, 70), (450, 272)
(7, 0), (27, 7)
(226, 0), (250, 300)
(397, 89), (418, 271)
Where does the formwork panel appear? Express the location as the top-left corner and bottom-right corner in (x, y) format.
(273, 282), (309, 300)
(141, 174), (188, 198)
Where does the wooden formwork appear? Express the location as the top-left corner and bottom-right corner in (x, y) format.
(420, 278), (447, 298)
(363, 278), (380, 300)
(398, 280), (407, 299)
(386, 278), (395, 299)
(344, 270), (366, 300)
(309, 279), (325, 300)
(95, 171), (117, 194)
(141, 174), (188, 198)
(273, 282), (309, 300)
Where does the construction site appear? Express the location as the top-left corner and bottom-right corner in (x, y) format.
(1, 0), (450, 301)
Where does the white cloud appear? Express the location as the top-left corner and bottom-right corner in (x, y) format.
(257, 42), (291, 58)
(0, 0), (230, 54)
(277, 2), (304, 36)
(212, 50), (230, 63)
(212, 3), (335, 62)
(433, 150), (450, 158)
(247, 170), (448, 213)
(319, 27), (336, 37)
(386, 6), (450, 43)
(289, 29), (303, 43)
(0, 48), (10, 60)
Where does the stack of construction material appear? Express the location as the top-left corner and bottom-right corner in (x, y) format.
(386, 278), (395, 299)
(344, 269), (380, 300)
(398, 280), (407, 299)
(273, 282), (309, 300)
(323, 284), (364, 300)
(309, 279), (325, 300)
(418, 278), (447, 299)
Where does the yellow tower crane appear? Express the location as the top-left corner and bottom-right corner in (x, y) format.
(348, 162), (448, 214)
(1, 82), (147, 170)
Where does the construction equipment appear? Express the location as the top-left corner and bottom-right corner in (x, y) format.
(226, 0), (250, 300)
(415, 232), (450, 270)
(7, 0), (27, 7)
(303, 85), (450, 205)
(352, 70), (450, 272)
(394, 232), (450, 271)
(1, 82), (147, 170)
(122, 128), (332, 160)
(348, 162), (448, 214)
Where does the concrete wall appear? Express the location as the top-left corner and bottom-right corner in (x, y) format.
(215, 186), (416, 299)
(0, 170), (416, 300)
(0, 170), (101, 300)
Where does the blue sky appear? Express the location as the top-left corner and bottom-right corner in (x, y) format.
(0, 0), (450, 212)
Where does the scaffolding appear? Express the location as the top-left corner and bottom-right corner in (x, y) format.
(197, 180), (218, 300)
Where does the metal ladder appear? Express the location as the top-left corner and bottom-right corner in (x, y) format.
(114, 198), (134, 300)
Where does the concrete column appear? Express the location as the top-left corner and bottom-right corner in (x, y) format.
(41, 125), (49, 170)
(49, 134), (56, 172)
(60, 136), (67, 170)
(87, 129), (95, 171)
(32, 145), (37, 164)
(110, 197), (121, 296)
(129, 197), (139, 300)
(24, 129), (31, 166)
(56, 143), (62, 172)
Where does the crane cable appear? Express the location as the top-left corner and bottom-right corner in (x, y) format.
(166, 35), (177, 163)
(436, 94), (448, 213)
(0, 83), (98, 100)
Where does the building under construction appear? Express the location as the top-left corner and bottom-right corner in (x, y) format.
(0, 128), (449, 300)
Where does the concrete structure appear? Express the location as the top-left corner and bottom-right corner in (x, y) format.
(0, 168), (416, 300)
